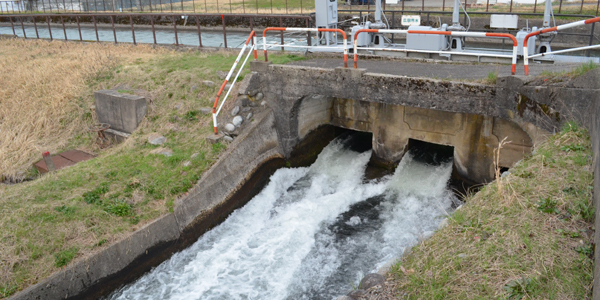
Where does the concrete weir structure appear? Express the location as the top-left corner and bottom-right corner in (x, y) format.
(250, 61), (554, 183)
(8, 63), (600, 300)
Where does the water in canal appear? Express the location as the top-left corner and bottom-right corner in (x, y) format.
(106, 135), (457, 300)
(0, 24), (308, 48)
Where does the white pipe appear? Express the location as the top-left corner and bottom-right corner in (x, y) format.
(216, 44), (256, 116)
(360, 46), (514, 58)
(527, 44), (600, 59)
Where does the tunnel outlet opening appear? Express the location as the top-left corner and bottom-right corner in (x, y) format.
(338, 130), (373, 154)
(406, 139), (454, 166)
(287, 126), (373, 168)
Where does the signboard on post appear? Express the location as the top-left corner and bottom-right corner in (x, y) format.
(401, 15), (421, 26)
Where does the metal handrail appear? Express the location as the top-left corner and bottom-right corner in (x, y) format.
(353, 29), (518, 75)
(524, 16), (600, 75)
(0, 13), (311, 48)
(262, 27), (348, 68)
(212, 30), (257, 134)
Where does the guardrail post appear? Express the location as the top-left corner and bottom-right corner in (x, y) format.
(279, 17), (284, 51)
(93, 15), (99, 42)
(151, 15), (157, 44)
(9, 16), (15, 36)
(60, 16), (67, 40)
(196, 15), (202, 47)
(222, 14), (227, 48)
(130, 15), (136, 45)
(76, 16), (82, 41)
(46, 16), (52, 41)
(33, 16), (39, 39)
(173, 15), (179, 46)
(19, 16), (26, 39)
(110, 15), (117, 44)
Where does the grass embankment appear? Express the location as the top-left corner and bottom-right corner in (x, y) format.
(0, 38), (304, 298)
(389, 123), (594, 299)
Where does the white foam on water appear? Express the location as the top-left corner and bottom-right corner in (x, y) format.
(108, 138), (455, 300)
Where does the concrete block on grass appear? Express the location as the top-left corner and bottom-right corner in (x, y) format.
(94, 90), (147, 134)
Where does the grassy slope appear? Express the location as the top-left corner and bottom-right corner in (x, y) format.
(0, 38), (304, 298)
(388, 124), (595, 299)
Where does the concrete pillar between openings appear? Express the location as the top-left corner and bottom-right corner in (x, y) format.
(371, 103), (409, 168)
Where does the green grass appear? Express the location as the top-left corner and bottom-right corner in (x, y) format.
(537, 61), (598, 82)
(485, 71), (497, 85)
(387, 122), (594, 299)
(0, 48), (305, 298)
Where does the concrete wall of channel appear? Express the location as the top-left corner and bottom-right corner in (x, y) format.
(8, 62), (600, 299)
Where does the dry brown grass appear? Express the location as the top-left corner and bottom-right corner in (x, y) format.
(0, 38), (164, 179)
(386, 124), (594, 299)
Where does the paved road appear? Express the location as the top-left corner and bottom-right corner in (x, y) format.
(289, 58), (587, 79)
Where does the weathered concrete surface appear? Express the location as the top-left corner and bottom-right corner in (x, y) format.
(330, 98), (534, 181)
(174, 110), (283, 231)
(251, 62), (560, 182)
(94, 90), (147, 134)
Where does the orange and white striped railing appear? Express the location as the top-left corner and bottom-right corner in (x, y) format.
(353, 29), (519, 75)
(212, 30), (258, 135)
(262, 27), (348, 68)
(524, 16), (600, 75)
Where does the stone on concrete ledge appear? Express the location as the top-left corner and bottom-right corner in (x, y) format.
(238, 95), (250, 107)
(248, 89), (259, 97)
(94, 90), (147, 134)
(231, 106), (240, 116)
(225, 123), (236, 132)
(205, 134), (223, 144)
(233, 116), (243, 127)
(224, 136), (234, 142)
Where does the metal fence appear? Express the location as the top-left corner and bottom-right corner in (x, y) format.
(0, 13), (312, 48)
(1, 0), (598, 16)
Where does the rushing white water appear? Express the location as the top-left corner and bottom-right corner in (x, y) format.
(107, 137), (457, 300)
